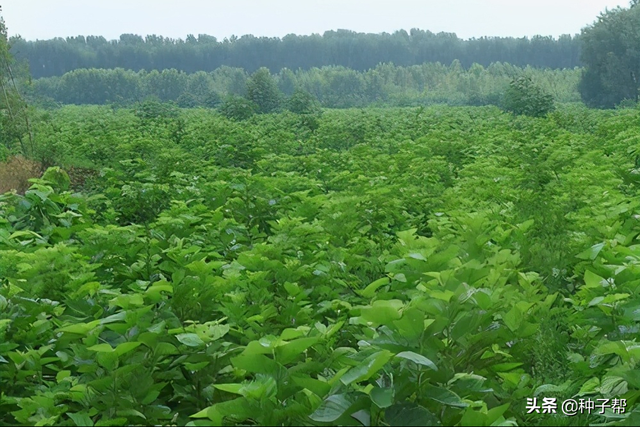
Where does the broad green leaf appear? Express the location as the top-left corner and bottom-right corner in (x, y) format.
(533, 381), (572, 396)
(176, 333), (205, 347)
(87, 344), (114, 353)
(424, 385), (468, 407)
(68, 412), (94, 427)
(395, 351), (437, 371)
(191, 397), (255, 424)
(292, 375), (332, 397)
(59, 320), (100, 335)
(341, 350), (394, 385)
(359, 300), (403, 326)
(576, 242), (605, 260)
(503, 306), (522, 332)
(275, 337), (319, 364)
(213, 383), (244, 395)
(584, 270), (606, 288)
(370, 387), (394, 408)
(231, 353), (279, 375)
(114, 341), (142, 356)
(576, 377), (600, 396)
(385, 403), (441, 426)
(310, 394), (354, 423)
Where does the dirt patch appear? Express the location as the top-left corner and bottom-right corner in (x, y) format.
(0, 156), (43, 194)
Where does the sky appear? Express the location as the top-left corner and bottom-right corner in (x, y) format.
(1, 0), (632, 42)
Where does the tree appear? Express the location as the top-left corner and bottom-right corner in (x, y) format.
(203, 91), (222, 108)
(0, 8), (33, 156)
(287, 89), (323, 132)
(502, 76), (555, 117)
(245, 67), (282, 113)
(286, 88), (321, 115)
(579, 2), (640, 108)
(219, 95), (257, 120)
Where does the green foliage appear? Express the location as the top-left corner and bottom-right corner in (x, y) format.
(13, 31), (583, 81)
(0, 10), (32, 156)
(41, 166), (70, 191)
(203, 90), (222, 108)
(579, 2), (640, 108)
(3, 104), (640, 426)
(219, 95), (258, 121)
(134, 98), (179, 120)
(29, 62), (583, 109)
(246, 67), (283, 114)
(287, 88), (321, 115)
(502, 76), (555, 117)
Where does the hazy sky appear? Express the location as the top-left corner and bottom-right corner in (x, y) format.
(1, 0), (632, 41)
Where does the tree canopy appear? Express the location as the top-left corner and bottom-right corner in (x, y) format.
(579, 1), (640, 108)
(10, 31), (582, 79)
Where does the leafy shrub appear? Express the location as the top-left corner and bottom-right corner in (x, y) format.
(502, 76), (555, 117)
(219, 95), (258, 121)
(287, 89), (322, 115)
(204, 90), (222, 108)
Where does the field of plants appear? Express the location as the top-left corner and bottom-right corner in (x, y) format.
(2, 103), (640, 426)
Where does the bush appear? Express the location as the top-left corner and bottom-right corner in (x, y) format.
(219, 95), (258, 121)
(502, 76), (555, 117)
(287, 89), (322, 115)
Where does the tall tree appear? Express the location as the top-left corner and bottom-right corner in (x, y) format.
(0, 8), (32, 155)
(246, 67), (282, 113)
(579, 1), (640, 108)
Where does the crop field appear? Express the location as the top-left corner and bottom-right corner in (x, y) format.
(2, 103), (640, 425)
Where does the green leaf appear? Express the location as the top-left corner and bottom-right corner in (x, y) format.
(176, 333), (205, 347)
(341, 350), (394, 385)
(310, 394), (354, 423)
(359, 300), (403, 326)
(584, 270), (605, 288)
(231, 353), (279, 375)
(359, 277), (390, 298)
(503, 306), (522, 332)
(213, 383), (244, 395)
(191, 397), (255, 423)
(393, 308), (426, 340)
(599, 376), (628, 396)
(385, 403), (441, 426)
(116, 409), (146, 419)
(370, 387), (394, 408)
(292, 375), (332, 397)
(424, 385), (468, 407)
(68, 412), (94, 427)
(577, 377), (600, 396)
(533, 381), (572, 396)
(59, 320), (100, 335)
(56, 370), (72, 383)
(576, 242), (605, 260)
(276, 337), (318, 364)
(114, 341), (141, 356)
(87, 344), (114, 353)
(395, 351), (437, 371)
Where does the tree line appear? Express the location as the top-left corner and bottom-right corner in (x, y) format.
(9, 1), (640, 110)
(10, 30), (582, 79)
(27, 62), (581, 109)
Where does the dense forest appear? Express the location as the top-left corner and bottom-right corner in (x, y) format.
(11, 30), (581, 79)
